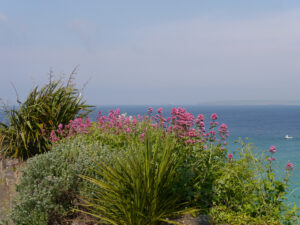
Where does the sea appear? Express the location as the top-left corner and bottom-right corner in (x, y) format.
(1, 105), (299, 205)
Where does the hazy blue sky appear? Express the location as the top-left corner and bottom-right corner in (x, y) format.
(1, 0), (300, 105)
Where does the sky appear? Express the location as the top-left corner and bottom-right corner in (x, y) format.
(0, 0), (300, 105)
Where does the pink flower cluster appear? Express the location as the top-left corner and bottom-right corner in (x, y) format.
(218, 123), (229, 141)
(50, 118), (92, 143)
(267, 145), (277, 162)
(149, 107), (229, 145)
(50, 130), (59, 143)
(228, 153), (233, 162)
(286, 162), (294, 171)
(169, 107), (195, 136)
(266, 145), (294, 171)
(97, 109), (141, 135)
(209, 113), (219, 127)
(48, 107), (295, 173)
(50, 107), (230, 147)
(268, 145), (277, 153)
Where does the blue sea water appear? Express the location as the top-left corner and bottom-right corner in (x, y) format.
(1, 105), (299, 205)
(91, 105), (300, 205)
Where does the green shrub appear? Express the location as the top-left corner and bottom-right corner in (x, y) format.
(9, 136), (106, 225)
(79, 127), (196, 225)
(210, 140), (299, 225)
(0, 74), (93, 159)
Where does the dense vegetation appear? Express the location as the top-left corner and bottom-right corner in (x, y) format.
(5, 107), (299, 225)
(0, 76), (298, 224)
(0, 75), (92, 159)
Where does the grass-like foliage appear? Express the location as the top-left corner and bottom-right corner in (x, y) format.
(0, 72), (93, 159)
(79, 127), (195, 225)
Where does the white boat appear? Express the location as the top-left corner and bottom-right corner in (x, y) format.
(284, 135), (293, 139)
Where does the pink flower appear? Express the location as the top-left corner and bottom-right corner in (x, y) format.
(188, 131), (197, 137)
(157, 107), (163, 114)
(210, 113), (218, 120)
(85, 118), (91, 127)
(228, 153), (233, 161)
(115, 108), (120, 116)
(186, 139), (195, 144)
(132, 118), (137, 125)
(286, 162), (294, 170)
(196, 114), (204, 124)
(148, 107), (153, 113)
(140, 132), (145, 139)
(50, 130), (59, 143)
(268, 145), (277, 153)
(171, 107), (178, 115)
(198, 114), (204, 121)
(218, 123), (228, 133)
(268, 157), (276, 161)
(58, 124), (63, 130)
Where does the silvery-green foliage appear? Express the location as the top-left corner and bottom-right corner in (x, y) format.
(9, 136), (110, 225)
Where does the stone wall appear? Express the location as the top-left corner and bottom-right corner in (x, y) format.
(0, 159), (22, 223)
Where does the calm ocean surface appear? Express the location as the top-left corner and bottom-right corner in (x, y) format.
(1, 105), (299, 205)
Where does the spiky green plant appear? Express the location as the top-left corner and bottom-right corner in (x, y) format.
(0, 73), (93, 159)
(79, 127), (196, 225)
